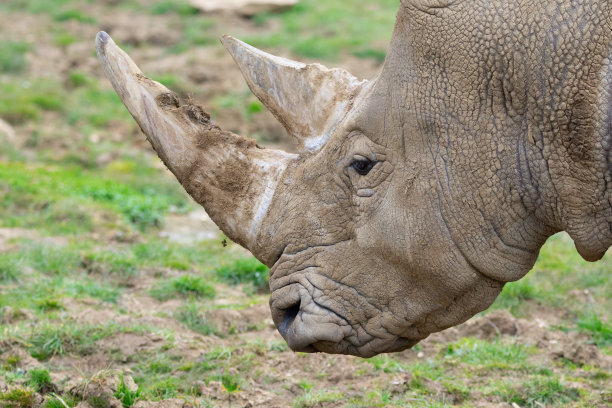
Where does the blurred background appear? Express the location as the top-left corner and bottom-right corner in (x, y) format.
(0, 1), (610, 407)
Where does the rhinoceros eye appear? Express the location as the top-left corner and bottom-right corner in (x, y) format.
(351, 158), (377, 176)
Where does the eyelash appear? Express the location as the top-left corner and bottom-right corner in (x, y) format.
(350, 159), (377, 176)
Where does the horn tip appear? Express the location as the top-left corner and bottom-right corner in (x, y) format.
(220, 35), (237, 49)
(95, 31), (111, 55)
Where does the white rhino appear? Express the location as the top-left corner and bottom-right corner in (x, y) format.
(96, 0), (612, 357)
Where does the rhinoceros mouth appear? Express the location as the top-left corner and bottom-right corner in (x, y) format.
(269, 280), (424, 357)
(308, 336), (421, 356)
(269, 281), (353, 350)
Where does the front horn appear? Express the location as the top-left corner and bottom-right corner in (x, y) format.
(95, 32), (296, 264)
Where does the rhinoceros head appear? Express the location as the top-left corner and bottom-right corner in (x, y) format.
(97, 0), (612, 357)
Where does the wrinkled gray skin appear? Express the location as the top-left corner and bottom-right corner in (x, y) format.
(97, 0), (612, 357)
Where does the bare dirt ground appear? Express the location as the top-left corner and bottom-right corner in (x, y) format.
(3, 274), (611, 407)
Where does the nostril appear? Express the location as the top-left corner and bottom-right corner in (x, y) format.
(279, 300), (300, 336)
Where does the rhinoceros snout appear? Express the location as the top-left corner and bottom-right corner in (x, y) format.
(270, 286), (316, 352)
(274, 300), (319, 353)
(277, 301), (300, 337)
(269, 282), (352, 353)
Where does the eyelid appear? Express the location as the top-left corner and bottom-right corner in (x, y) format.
(352, 154), (370, 161)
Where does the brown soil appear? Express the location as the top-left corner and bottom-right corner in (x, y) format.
(5, 294), (608, 407)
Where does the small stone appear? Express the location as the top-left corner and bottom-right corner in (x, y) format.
(109, 396), (126, 408)
(189, 0), (297, 17)
(0, 118), (15, 143)
(123, 375), (139, 393)
(0, 306), (14, 324)
(132, 398), (186, 408)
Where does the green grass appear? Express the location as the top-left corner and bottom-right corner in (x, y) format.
(65, 280), (122, 303)
(1, 278), (61, 313)
(114, 374), (142, 407)
(247, 0), (398, 62)
(0, 73), (131, 134)
(404, 360), (444, 387)
(68, 71), (94, 88)
(500, 377), (581, 407)
(0, 243), (81, 281)
(0, 79), (64, 125)
(26, 368), (53, 392)
(26, 323), (97, 360)
(150, 275), (216, 301)
(493, 278), (541, 315)
(122, 344), (258, 400)
(0, 161), (189, 233)
(444, 337), (532, 369)
(45, 395), (70, 408)
(211, 90), (265, 124)
(0, 40), (30, 73)
(0, 272), (119, 313)
(212, 371), (244, 393)
(0, 254), (21, 282)
(24, 244), (81, 276)
(0, 0), (96, 23)
(78, 237), (238, 277)
(0, 0), (79, 13)
(0, 321), (159, 361)
(142, 377), (182, 400)
(174, 298), (217, 336)
(0, 234), (248, 314)
(81, 250), (139, 277)
(130, 239), (197, 271)
(66, 79), (132, 129)
(149, 0), (198, 16)
(352, 389), (392, 408)
(215, 257), (269, 292)
(577, 313), (612, 347)
(293, 389), (343, 408)
(52, 30), (77, 48)
(366, 355), (406, 374)
(0, 386), (36, 408)
(149, 74), (192, 97)
(491, 233), (612, 321)
(52, 8), (96, 24)
(167, 17), (218, 54)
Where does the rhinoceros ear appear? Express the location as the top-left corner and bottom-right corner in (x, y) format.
(221, 36), (367, 153)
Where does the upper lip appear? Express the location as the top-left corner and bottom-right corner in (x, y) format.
(302, 276), (351, 325)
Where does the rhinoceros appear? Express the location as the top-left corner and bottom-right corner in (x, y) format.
(96, 0), (612, 357)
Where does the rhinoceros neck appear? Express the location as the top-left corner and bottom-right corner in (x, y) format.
(383, 0), (612, 277)
(517, 3), (612, 261)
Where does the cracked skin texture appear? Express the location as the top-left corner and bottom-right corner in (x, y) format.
(98, 0), (612, 357)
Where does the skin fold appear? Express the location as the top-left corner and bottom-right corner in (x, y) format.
(97, 0), (612, 357)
